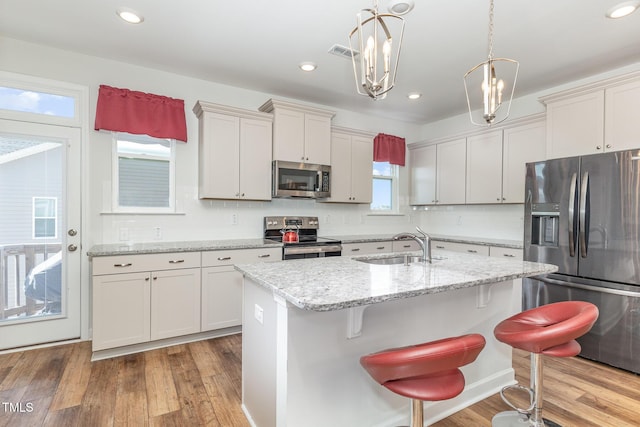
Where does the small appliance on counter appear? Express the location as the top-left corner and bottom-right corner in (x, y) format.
(264, 216), (341, 260)
(523, 149), (640, 374)
(272, 161), (331, 198)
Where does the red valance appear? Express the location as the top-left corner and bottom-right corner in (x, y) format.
(94, 85), (187, 142)
(374, 133), (406, 166)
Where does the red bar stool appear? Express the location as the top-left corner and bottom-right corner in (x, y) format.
(492, 301), (599, 427)
(360, 334), (486, 427)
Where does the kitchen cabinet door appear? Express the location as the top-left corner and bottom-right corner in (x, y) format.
(502, 120), (546, 203)
(327, 132), (352, 202)
(150, 268), (201, 341)
(201, 266), (243, 331)
(545, 90), (604, 158)
(466, 130), (503, 204)
(410, 144), (436, 205)
(605, 79), (640, 152)
(92, 272), (151, 351)
(272, 107), (305, 162)
(239, 117), (272, 200)
(350, 135), (374, 203)
(304, 114), (331, 165)
(198, 112), (240, 199)
(437, 139), (466, 205)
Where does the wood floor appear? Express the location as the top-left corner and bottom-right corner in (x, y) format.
(0, 335), (638, 427)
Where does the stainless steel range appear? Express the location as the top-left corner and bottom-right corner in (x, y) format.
(264, 216), (342, 260)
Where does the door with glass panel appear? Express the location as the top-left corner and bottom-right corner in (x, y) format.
(0, 119), (81, 349)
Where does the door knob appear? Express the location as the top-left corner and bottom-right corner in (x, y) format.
(68, 244), (78, 252)
(68, 229), (77, 236)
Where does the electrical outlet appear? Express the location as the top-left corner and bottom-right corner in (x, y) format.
(119, 227), (129, 241)
(154, 227), (162, 240)
(254, 304), (264, 324)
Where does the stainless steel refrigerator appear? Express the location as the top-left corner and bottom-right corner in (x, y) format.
(523, 149), (640, 374)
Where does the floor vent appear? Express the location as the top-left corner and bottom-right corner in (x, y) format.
(328, 44), (358, 59)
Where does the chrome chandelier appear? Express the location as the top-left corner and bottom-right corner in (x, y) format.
(464, 0), (519, 126)
(349, 0), (405, 100)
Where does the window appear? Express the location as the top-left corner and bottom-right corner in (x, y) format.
(112, 133), (175, 212)
(33, 197), (58, 239)
(0, 86), (75, 118)
(371, 161), (398, 211)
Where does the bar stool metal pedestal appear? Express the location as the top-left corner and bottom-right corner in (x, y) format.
(360, 334), (486, 427)
(492, 301), (599, 427)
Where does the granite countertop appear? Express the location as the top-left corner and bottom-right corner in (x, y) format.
(87, 238), (281, 257)
(235, 250), (556, 312)
(324, 234), (523, 249)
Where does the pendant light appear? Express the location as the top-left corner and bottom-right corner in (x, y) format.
(464, 0), (518, 126)
(348, 0), (405, 100)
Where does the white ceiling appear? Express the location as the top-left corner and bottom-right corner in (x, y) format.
(1, 0), (640, 125)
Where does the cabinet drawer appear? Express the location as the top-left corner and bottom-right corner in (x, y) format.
(92, 252), (201, 275)
(489, 247), (523, 260)
(432, 241), (489, 256)
(342, 241), (392, 255)
(392, 240), (421, 252)
(201, 247), (281, 267)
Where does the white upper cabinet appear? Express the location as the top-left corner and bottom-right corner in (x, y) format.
(409, 144), (436, 205)
(545, 91), (604, 158)
(502, 120), (546, 203)
(543, 72), (640, 158)
(604, 78), (640, 153)
(466, 130), (503, 204)
(259, 99), (335, 165)
(193, 101), (272, 200)
(437, 138), (466, 205)
(323, 127), (374, 203)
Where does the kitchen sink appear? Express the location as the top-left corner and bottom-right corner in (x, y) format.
(355, 254), (445, 265)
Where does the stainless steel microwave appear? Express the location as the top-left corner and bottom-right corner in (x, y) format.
(272, 160), (331, 198)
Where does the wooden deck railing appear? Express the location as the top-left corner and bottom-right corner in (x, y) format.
(0, 243), (61, 320)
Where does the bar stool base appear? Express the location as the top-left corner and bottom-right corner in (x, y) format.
(492, 411), (562, 427)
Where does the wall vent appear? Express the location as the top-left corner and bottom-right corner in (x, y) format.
(328, 44), (358, 59)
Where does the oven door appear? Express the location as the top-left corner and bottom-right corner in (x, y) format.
(273, 160), (330, 198)
(282, 244), (342, 260)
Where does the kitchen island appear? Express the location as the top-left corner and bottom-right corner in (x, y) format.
(235, 251), (557, 427)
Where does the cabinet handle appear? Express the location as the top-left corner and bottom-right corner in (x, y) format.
(351, 248), (360, 252)
(467, 249), (478, 253)
(113, 263), (132, 267)
(606, 144), (612, 149)
(436, 245), (445, 249)
(403, 244), (411, 248)
(153, 276), (157, 280)
(376, 246), (385, 250)
(503, 254), (515, 258)
(217, 256), (232, 261)
(241, 193), (245, 197)
(145, 277), (150, 281)
(168, 259), (185, 264)
(497, 198), (501, 201)
(502, 197), (506, 201)
(258, 254), (271, 258)
(596, 145), (602, 150)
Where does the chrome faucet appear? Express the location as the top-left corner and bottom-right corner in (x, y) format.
(393, 226), (432, 264)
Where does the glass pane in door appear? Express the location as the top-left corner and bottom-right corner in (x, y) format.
(0, 134), (64, 321)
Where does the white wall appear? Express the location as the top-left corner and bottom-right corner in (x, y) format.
(0, 36), (424, 247)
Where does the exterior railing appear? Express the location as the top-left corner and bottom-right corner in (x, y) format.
(0, 243), (61, 320)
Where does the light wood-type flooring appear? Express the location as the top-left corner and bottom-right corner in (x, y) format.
(0, 334), (638, 426)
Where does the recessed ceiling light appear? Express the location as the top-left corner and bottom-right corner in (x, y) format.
(388, 0), (415, 15)
(299, 62), (317, 72)
(606, 1), (640, 18)
(407, 92), (422, 100)
(117, 8), (144, 24)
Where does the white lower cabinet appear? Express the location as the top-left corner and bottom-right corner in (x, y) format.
(91, 251), (201, 352)
(201, 247), (281, 332)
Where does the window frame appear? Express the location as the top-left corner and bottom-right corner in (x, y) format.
(32, 196), (58, 239)
(111, 132), (176, 213)
(370, 161), (400, 213)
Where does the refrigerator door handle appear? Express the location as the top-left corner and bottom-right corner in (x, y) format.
(568, 172), (578, 257)
(579, 171), (589, 258)
(538, 275), (640, 297)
